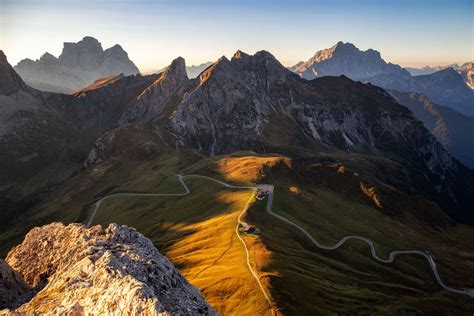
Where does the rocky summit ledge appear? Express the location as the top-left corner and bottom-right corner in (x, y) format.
(0, 222), (216, 315)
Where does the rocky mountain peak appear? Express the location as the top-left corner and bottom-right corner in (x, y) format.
(65, 36), (103, 54)
(39, 52), (58, 63)
(254, 50), (277, 62)
(59, 36), (104, 70)
(1, 222), (216, 314)
(164, 56), (188, 82)
(292, 41), (410, 80)
(14, 36), (140, 93)
(197, 56), (230, 85)
(333, 41), (357, 51)
(0, 50), (26, 95)
(232, 49), (250, 60)
(196, 50), (288, 89)
(104, 44), (129, 60)
(117, 57), (189, 124)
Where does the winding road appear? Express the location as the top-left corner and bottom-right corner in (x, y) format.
(86, 174), (273, 309)
(86, 174), (474, 301)
(265, 188), (474, 298)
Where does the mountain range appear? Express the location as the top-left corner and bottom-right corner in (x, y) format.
(291, 42), (474, 116)
(2, 47), (473, 225)
(10, 39), (473, 167)
(13, 36), (139, 93)
(406, 62), (474, 89)
(405, 64), (459, 76)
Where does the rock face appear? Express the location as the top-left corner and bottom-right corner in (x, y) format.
(2, 222), (216, 315)
(119, 57), (189, 124)
(14, 36), (140, 93)
(291, 42), (474, 116)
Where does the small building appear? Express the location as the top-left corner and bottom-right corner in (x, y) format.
(243, 226), (260, 235)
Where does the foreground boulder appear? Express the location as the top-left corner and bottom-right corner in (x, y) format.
(1, 222), (216, 315)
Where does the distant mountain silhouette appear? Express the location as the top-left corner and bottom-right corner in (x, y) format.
(14, 36), (139, 93)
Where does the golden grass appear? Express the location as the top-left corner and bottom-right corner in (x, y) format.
(216, 156), (290, 184)
(8, 152), (473, 314)
(164, 190), (273, 315)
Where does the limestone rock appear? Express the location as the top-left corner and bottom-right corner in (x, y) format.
(4, 222), (216, 315)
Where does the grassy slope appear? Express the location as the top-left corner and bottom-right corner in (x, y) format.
(2, 152), (474, 314)
(246, 181), (474, 315)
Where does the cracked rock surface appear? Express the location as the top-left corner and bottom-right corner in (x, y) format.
(2, 222), (216, 315)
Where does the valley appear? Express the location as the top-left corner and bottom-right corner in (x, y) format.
(2, 152), (473, 314)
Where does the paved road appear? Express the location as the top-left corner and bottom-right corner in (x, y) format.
(265, 187), (474, 298)
(236, 193), (274, 309)
(85, 174), (274, 310)
(85, 174), (474, 299)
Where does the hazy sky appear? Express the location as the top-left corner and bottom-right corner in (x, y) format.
(1, 0), (473, 72)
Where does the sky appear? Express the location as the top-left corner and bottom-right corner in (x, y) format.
(1, 0), (473, 72)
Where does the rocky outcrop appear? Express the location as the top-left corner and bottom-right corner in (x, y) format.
(14, 36), (140, 93)
(2, 222), (215, 315)
(291, 42), (474, 116)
